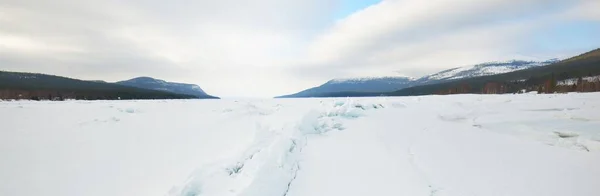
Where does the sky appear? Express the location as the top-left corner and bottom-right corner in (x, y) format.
(0, 0), (599, 98)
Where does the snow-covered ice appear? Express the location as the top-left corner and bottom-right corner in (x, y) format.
(1, 93), (600, 196)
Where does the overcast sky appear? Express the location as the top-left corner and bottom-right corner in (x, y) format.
(1, 0), (599, 97)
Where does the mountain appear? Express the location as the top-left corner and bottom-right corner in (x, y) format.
(387, 48), (600, 96)
(0, 71), (196, 100)
(116, 77), (218, 99)
(277, 76), (415, 98)
(277, 59), (558, 98)
(416, 59), (559, 83)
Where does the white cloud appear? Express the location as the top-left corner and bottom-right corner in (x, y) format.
(298, 0), (584, 77)
(564, 0), (600, 21)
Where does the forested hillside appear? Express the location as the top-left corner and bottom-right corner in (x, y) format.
(117, 77), (219, 99)
(277, 59), (558, 98)
(386, 48), (600, 96)
(0, 71), (196, 100)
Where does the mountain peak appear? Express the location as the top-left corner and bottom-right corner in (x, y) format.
(125, 77), (167, 83)
(131, 76), (154, 80)
(117, 77), (217, 99)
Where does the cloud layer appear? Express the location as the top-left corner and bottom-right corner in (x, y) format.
(1, 0), (598, 97)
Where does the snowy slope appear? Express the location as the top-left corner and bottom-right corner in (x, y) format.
(117, 77), (218, 99)
(417, 59), (559, 82)
(2, 93), (600, 196)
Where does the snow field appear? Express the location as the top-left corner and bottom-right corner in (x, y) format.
(1, 93), (600, 196)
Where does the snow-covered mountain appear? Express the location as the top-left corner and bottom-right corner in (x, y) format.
(416, 59), (559, 83)
(117, 77), (218, 99)
(277, 59), (559, 98)
(278, 76), (416, 98)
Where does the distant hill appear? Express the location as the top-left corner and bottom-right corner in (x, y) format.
(277, 76), (415, 98)
(386, 48), (600, 96)
(277, 59), (558, 98)
(0, 71), (198, 100)
(117, 77), (218, 99)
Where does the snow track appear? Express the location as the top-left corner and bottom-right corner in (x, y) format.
(169, 99), (385, 196)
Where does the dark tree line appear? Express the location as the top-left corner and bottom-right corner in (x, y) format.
(433, 73), (600, 95)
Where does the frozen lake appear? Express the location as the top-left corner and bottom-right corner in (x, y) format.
(1, 93), (600, 196)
